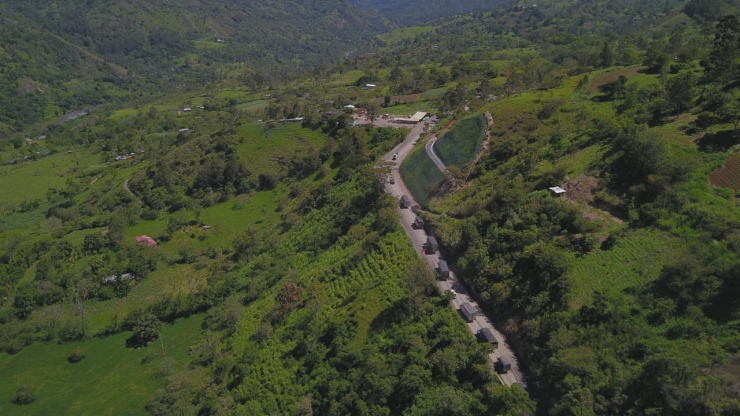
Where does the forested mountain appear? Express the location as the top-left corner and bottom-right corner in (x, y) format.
(350, 0), (507, 24)
(0, 0), (390, 133)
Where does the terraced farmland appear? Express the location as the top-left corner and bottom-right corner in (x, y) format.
(709, 154), (740, 191)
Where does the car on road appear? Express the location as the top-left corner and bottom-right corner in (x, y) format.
(391, 153), (398, 161)
(389, 177), (395, 184)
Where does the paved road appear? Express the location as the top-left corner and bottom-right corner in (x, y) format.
(381, 123), (527, 389)
(425, 136), (447, 173)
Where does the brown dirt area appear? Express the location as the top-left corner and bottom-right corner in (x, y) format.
(562, 175), (625, 225)
(562, 175), (599, 203)
(588, 66), (646, 93)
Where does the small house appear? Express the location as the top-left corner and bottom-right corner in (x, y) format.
(425, 236), (439, 254)
(202, 225), (211, 230)
(497, 356), (511, 373)
(476, 328), (498, 349)
(413, 216), (425, 229)
(461, 302), (477, 322)
(438, 260), (450, 279)
(135, 235), (157, 247)
(364, 84), (377, 89)
(548, 186), (566, 198)
(183, 107), (192, 112)
(400, 195), (411, 209)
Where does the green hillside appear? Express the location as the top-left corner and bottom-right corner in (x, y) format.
(3, 0), (740, 414)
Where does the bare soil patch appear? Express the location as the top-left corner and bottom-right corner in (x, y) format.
(562, 175), (599, 202)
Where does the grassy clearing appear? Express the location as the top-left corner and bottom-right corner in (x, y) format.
(235, 100), (268, 111)
(325, 70), (366, 87)
(434, 114), (486, 169)
(0, 314), (203, 416)
(236, 123), (327, 175)
(0, 151), (100, 205)
(400, 144), (445, 207)
(567, 229), (684, 309)
(376, 26), (437, 44)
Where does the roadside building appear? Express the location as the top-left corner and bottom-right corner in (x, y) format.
(393, 112), (429, 125)
(461, 302), (477, 322)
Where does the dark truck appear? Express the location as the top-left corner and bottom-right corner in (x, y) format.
(425, 236), (439, 254)
(437, 260), (450, 279)
(413, 216), (424, 229)
(496, 356), (511, 374)
(400, 195), (411, 209)
(476, 328), (498, 349)
(460, 302), (477, 322)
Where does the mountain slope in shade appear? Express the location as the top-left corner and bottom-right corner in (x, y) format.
(350, 0), (508, 24)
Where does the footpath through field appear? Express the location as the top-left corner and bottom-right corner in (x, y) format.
(382, 121), (528, 389)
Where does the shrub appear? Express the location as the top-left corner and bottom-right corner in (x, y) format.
(67, 349), (87, 363)
(13, 385), (37, 405)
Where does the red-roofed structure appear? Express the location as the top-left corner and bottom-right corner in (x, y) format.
(135, 235), (157, 247)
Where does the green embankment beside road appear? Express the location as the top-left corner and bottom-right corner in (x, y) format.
(400, 143), (445, 207)
(434, 114), (486, 169)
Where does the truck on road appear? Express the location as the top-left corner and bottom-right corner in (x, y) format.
(425, 236), (439, 254)
(400, 195), (411, 209)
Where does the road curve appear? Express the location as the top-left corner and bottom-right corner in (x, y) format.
(382, 122), (528, 389)
(425, 136), (447, 173)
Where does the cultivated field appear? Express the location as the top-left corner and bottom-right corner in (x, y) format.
(709, 154), (740, 191)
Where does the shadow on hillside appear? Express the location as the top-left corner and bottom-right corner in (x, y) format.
(696, 130), (739, 152)
(369, 299), (409, 332)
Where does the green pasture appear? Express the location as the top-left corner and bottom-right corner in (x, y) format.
(235, 100), (269, 111)
(376, 26), (437, 44)
(400, 143), (445, 207)
(0, 151), (100, 205)
(0, 314), (203, 416)
(567, 229), (685, 309)
(236, 123), (327, 175)
(434, 114), (486, 169)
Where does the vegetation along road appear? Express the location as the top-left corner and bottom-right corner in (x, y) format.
(383, 122), (528, 389)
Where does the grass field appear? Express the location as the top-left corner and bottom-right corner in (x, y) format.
(0, 314), (204, 416)
(236, 123), (327, 175)
(567, 229), (684, 309)
(400, 144), (445, 207)
(434, 114), (486, 169)
(376, 26), (437, 45)
(0, 151), (100, 205)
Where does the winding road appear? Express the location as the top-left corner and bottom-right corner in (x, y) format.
(425, 136), (447, 173)
(382, 121), (528, 389)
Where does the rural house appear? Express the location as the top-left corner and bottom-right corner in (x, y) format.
(135, 235), (157, 247)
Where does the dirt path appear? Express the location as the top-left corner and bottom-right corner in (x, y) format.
(123, 179), (135, 197)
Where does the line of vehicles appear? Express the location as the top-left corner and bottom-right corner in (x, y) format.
(399, 194), (512, 375)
